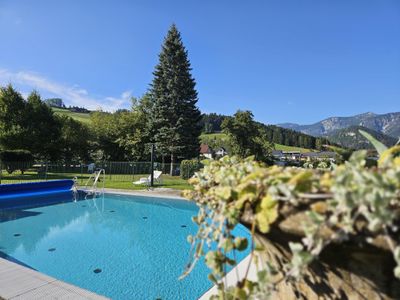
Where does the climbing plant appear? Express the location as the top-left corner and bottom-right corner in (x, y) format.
(181, 136), (400, 299)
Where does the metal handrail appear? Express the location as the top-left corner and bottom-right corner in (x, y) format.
(84, 169), (105, 199)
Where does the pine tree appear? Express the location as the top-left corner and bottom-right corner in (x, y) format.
(149, 24), (201, 175)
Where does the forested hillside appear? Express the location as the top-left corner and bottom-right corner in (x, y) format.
(200, 113), (331, 150)
(327, 126), (397, 149)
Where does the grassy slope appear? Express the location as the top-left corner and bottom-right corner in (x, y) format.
(52, 107), (91, 124)
(201, 133), (312, 152)
(274, 144), (312, 153)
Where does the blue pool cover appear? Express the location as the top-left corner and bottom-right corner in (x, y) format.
(0, 180), (74, 209)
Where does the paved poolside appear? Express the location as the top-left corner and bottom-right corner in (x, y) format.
(0, 257), (108, 299)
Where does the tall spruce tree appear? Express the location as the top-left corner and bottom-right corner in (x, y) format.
(149, 24), (201, 175)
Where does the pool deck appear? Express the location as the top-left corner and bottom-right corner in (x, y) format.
(198, 253), (260, 299)
(0, 257), (108, 299)
(103, 187), (185, 199)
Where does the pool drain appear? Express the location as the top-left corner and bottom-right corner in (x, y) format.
(13, 233), (21, 237)
(48, 248), (56, 252)
(93, 268), (102, 274)
(181, 225), (187, 228)
(109, 210), (115, 213)
(142, 216), (148, 219)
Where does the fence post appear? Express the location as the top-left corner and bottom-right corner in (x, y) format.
(150, 144), (155, 187)
(80, 163), (83, 184)
(109, 161), (112, 181)
(45, 162), (48, 181)
(0, 161), (2, 184)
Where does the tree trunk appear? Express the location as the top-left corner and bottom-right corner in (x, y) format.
(170, 153), (174, 176)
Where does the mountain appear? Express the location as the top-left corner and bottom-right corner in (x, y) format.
(326, 126), (397, 150)
(278, 112), (400, 138)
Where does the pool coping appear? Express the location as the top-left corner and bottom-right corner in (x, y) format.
(102, 187), (185, 200)
(198, 252), (259, 299)
(0, 256), (109, 299)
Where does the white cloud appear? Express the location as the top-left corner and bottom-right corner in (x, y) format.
(0, 69), (132, 111)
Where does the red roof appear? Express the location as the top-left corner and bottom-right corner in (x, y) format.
(200, 144), (212, 154)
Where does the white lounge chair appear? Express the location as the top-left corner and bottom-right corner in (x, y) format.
(133, 170), (163, 187)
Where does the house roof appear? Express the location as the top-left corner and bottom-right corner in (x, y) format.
(200, 144), (213, 154)
(302, 151), (337, 158)
(272, 150), (283, 156)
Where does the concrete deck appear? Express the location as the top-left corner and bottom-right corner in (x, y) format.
(103, 187), (184, 199)
(198, 253), (260, 299)
(0, 257), (108, 300)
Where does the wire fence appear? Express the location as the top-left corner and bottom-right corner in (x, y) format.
(0, 161), (181, 185)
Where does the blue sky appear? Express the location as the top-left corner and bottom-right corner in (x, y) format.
(0, 0), (399, 125)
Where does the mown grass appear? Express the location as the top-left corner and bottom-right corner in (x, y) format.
(201, 133), (313, 153)
(0, 171), (192, 191)
(274, 143), (312, 153)
(52, 107), (92, 124)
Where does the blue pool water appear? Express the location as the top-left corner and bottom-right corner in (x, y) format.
(0, 193), (250, 299)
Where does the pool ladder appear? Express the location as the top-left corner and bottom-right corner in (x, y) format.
(72, 176), (79, 202)
(84, 169), (106, 199)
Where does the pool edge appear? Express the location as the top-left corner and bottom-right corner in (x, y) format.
(0, 257), (109, 299)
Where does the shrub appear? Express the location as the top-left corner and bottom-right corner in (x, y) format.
(180, 159), (203, 179)
(0, 150), (34, 174)
(181, 149), (400, 298)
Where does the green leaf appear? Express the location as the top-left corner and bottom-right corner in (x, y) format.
(359, 130), (388, 156)
(395, 266), (400, 279)
(234, 237), (248, 251)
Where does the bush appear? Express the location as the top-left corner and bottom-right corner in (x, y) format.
(0, 150), (34, 174)
(180, 159), (203, 179)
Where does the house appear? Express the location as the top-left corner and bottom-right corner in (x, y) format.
(282, 151), (301, 160)
(215, 147), (228, 158)
(301, 151), (337, 162)
(272, 150), (302, 161)
(200, 144), (213, 159)
(272, 150), (284, 160)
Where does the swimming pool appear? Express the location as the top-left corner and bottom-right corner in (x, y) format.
(0, 192), (250, 299)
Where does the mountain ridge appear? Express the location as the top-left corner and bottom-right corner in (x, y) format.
(278, 111), (400, 138)
(326, 126), (397, 150)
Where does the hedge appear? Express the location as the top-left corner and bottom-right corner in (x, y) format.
(180, 159), (203, 180)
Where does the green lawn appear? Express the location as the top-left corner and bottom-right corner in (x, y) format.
(274, 143), (312, 153)
(201, 133), (314, 153)
(0, 171), (192, 191)
(200, 132), (229, 140)
(52, 107), (92, 124)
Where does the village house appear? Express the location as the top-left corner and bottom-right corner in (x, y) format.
(200, 144), (213, 159)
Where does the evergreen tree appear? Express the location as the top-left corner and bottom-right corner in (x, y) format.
(149, 24), (201, 175)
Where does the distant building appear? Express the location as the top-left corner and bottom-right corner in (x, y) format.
(200, 144), (213, 159)
(44, 98), (65, 108)
(301, 151), (337, 162)
(272, 150), (284, 160)
(215, 147), (228, 158)
(272, 149), (337, 165)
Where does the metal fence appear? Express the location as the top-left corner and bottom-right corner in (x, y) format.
(0, 161), (181, 185)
